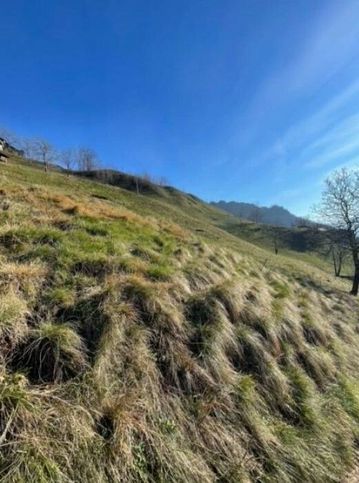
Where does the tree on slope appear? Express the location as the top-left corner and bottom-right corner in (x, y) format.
(34, 139), (56, 171)
(318, 168), (359, 295)
(61, 148), (76, 175)
(77, 148), (98, 171)
(20, 137), (38, 160)
(324, 229), (349, 278)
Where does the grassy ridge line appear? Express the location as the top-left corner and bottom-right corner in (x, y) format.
(0, 158), (358, 481)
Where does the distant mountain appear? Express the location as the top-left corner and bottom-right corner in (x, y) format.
(211, 201), (303, 227)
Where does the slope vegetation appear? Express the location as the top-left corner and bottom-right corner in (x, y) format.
(0, 158), (359, 482)
(73, 166), (342, 276)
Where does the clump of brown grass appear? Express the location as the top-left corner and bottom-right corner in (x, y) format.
(0, 372), (104, 482)
(0, 290), (29, 356)
(12, 323), (88, 384)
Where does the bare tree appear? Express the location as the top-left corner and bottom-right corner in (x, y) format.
(138, 172), (168, 187)
(141, 172), (152, 183)
(19, 137), (38, 160)
(34, 139), (56, 171)
(316, 168), (359, 295)
(158, 176), (168, 187)
(330, 242), (347, 278)
(61, 148), (76, 175)
(323, 230), (349, 277)
(77, 148), (98, 171)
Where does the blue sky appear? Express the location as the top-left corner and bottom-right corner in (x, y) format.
(1, 0), (359, 215)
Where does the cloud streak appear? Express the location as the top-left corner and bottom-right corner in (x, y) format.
(246, 2), (359, 120)
(236, 2), (359, 176)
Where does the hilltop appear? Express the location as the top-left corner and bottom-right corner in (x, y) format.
(0, 155), (359, 482)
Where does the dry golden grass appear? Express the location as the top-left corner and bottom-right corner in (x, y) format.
(0, 261), (47, 298)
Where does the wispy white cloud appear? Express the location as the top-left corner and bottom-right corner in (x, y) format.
(305, 140), (359, 168)
(246, 2), (359, 119)
(300, 114), (359, 156)
(246, 77), (359, 175)
(280, 81), (359, 149)
(282, 2), (359, 93)
(236, 1), (359, 180)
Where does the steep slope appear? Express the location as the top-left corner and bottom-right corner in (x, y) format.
(0, 158), (359, 482)
(72, 166), (338, 275)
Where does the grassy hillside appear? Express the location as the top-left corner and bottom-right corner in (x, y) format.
(219, 217), (353, 276)
(0, 157), (359, 482)
(76, 166), (346, 278)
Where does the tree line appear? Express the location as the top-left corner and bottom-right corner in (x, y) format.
(0, 126), (168, 186)
(0, 127), (99, 173)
